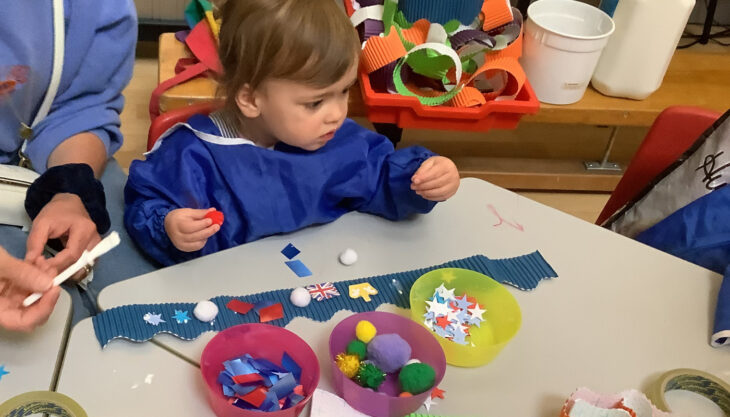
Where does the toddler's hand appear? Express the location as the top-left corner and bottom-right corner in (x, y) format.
(164, 208), (220, 252)
(411, 156), (460, 201)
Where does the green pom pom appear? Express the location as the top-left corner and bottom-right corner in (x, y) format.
(356, 363), (385, 389)
(346, 339), (368, 360)
(398, 363), (435, 394)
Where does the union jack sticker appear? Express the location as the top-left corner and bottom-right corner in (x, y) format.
(305, 282), (340, 302)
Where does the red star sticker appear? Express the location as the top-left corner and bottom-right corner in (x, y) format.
(467, 296), (479, 309)
(431, 387), (446, 399)
(435, 316), (451, 329)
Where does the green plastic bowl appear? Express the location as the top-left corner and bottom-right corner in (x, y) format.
(409, 268), (522, 367)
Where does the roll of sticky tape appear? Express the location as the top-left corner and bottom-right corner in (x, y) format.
(650, 368), (730, 415)
(0, 391), (87, 417)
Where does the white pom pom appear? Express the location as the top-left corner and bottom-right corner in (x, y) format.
(339, 248), (358, 266)
(290, 287), (312, 308)
(406, 359), (421, 365)
(194, 300), (219, 322)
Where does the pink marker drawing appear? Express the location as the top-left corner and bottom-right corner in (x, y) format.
(487, 204), (524, 231)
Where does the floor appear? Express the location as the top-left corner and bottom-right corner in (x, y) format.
(117, 57), (610, 224)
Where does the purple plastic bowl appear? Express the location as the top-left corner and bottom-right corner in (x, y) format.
(328, 312), (446, 417)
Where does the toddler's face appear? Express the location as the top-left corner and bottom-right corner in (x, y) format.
(255, 64), (358, 151)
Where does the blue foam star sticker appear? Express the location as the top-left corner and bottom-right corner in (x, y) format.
(172, 310), (191, 324)
(143, 312), (165, 326)
(0, 365), (8, 381)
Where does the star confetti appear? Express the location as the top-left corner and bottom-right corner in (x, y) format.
(423, 285), (486, 344)
(305, 282), (340, 301)
(172, 310), (191, 324)
(0, 365), (8, 381)
(431, 386), (445, 399)
(143, 312), (165, 326)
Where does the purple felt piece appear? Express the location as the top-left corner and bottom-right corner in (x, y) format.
(357, 0), (385, 7)
(370, 61), (407, 93)
(450, 29), (496, 50)
(357, 19), (385, 43)
(367, 334), (412, 373)
(175, 30), (190, 43)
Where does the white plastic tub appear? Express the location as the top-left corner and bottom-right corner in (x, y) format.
(520, 0), (615, 105)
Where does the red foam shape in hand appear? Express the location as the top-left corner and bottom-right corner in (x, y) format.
(205, 210), (224, 226)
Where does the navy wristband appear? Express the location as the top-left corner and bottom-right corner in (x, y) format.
(24, 163), (111, 234)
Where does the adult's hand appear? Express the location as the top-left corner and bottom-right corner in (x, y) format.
(0, 247), (59, 332)
(25, 193), (101, 276)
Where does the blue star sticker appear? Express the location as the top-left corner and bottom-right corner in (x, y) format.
(429, 293), (445, 304)
(143, 312), (165, 326)
(172, 310), (191, 324)
(452, 327), (468, 345)
(0, 365), (8, 380)
(453, 294), (472, 310)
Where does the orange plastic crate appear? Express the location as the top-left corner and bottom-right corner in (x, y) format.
(345, 0), (539, 131)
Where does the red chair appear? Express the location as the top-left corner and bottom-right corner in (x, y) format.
(596, 106), (722, 225)
(147, 100), (224, 151)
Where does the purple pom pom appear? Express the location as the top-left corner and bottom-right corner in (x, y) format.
(367, 333), (412, 373)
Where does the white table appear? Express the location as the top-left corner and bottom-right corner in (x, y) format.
(0, 290), (71, 402)
(67, 178), (728, 416)
(55, 318), (213, 416)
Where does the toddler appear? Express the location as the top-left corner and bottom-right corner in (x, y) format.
(124, 0), (460, 265)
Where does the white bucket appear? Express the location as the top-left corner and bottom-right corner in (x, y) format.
(520, 0), (615, 105)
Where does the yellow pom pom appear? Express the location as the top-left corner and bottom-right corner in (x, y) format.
(335, 353), (361, 379)
(355, 320), (377, 343)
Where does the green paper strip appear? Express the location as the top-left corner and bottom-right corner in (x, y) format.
(394, 42), (464, 106)
(383, 0), (398, 35)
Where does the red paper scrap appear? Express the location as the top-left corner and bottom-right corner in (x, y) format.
(259, 303), (284, 323)
(431, 386), (446, 399)
(232, 373), (264, 385)
(293, 385), (304, 396)
(238, 386), (268, 407)
(227, 299), (255, 315)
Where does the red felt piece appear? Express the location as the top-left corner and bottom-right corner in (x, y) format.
(258, 303), (284, 323)
(205, 210), (225, 226)
(232, 373), (264, 385)
(227, 299), (254, 315)
(237, 386), (268, 407)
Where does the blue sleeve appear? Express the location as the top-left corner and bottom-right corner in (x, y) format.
(26, 0), (137, 172)
(124, 130), (210, 266)
(355, 131), (438, 220)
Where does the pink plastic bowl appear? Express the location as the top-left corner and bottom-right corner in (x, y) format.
(329, 312), (447, 417)
(200, 324), (320, 417)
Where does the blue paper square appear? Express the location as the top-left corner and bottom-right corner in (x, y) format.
(285, 260), (312, 277)
(281, 243), (300, 260)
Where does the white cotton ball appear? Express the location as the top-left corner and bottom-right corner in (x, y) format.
(339, 248), (358, 266)
(194, 300), (219, 322)
(290, 287), (312, 308)
(406, 359), (421, 365)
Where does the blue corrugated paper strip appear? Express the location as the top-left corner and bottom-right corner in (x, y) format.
(93, 251), (557, 347)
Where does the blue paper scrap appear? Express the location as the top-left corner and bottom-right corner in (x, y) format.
(285, 260), (312, 277)
(281, 243), (300, 260)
